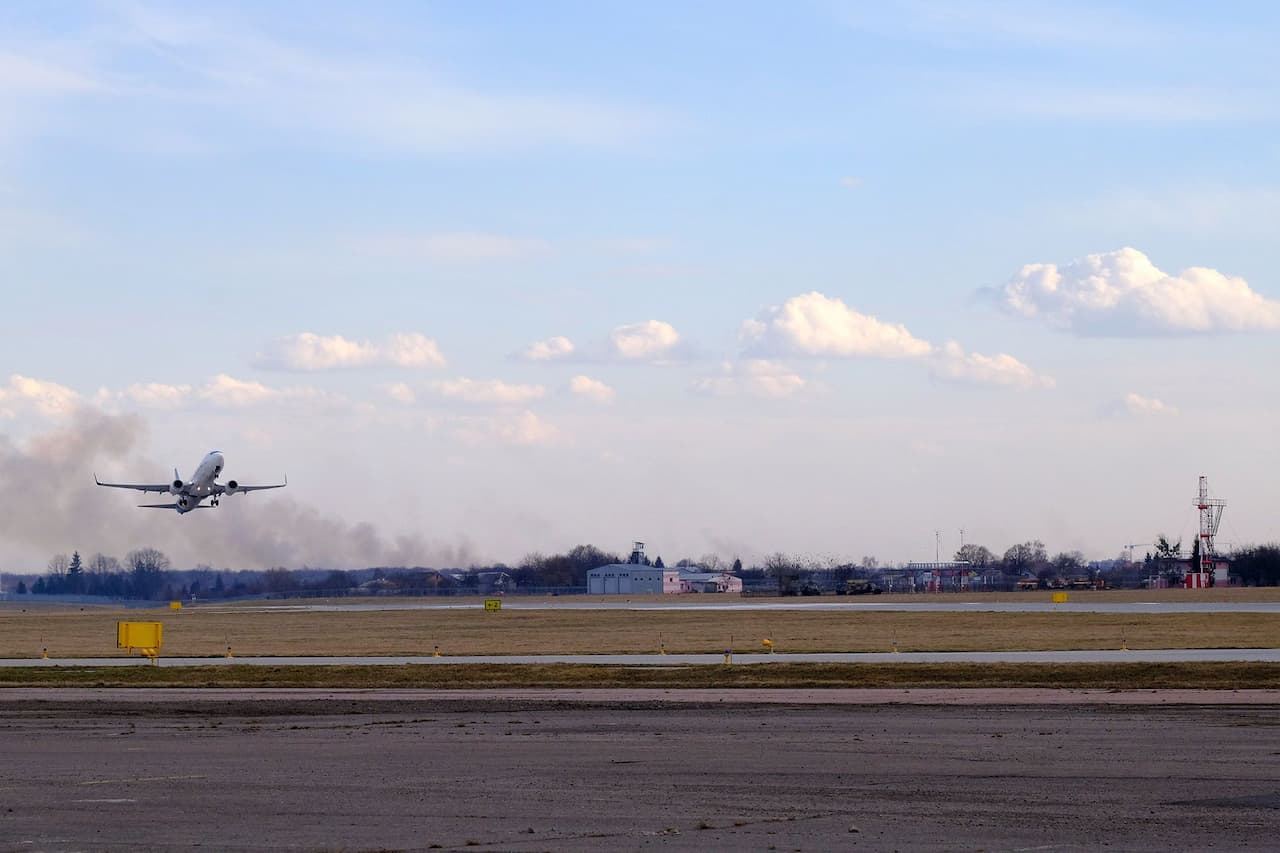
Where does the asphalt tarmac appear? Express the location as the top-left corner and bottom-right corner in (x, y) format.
(1, 691), (1276, 851)
(4, 647), (1280, 667)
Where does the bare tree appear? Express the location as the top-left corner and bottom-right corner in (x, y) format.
(47, 553), (69, 575)
(954, 544), (995, 567)
(87, 553), (120, 575)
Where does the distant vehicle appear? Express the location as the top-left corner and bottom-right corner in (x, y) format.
(836, 579), (882, 595)
(95, 450), (286, 514)
(1014, 578), (1040, 591)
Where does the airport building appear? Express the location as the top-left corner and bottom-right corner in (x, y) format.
(587, 542), (743, 594)
(586, 566), (744, 594)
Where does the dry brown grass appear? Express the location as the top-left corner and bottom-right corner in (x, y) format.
(0, 600), (1275, 658)
(0, 662), (1277, 690)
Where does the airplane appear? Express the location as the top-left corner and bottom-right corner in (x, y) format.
(95, 450), (286, 514)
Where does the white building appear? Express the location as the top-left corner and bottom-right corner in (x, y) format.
(587, 565), (743, 595)
(587, 565), (681, 595)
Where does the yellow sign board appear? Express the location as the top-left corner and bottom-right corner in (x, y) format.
(1052, 592), (1069, 603)
(117, 621), (163, 651)
(169, 601), (182, 611)
(484, 599), (502, 611)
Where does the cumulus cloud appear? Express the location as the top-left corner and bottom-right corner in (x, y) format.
(569, 375), (616, 403)
(693, 361), (809, 399)
(197, 374), (343, 409)
(99, 383), (192, 408)
(454, 411), (559, 446)
(932, 342), (1055, 390)
(987, 248), (1280, 335)
(255, 332), (446, 371)
(1105, 392), (1180, 418)
(610, 320), (681, 360)
(518, 335), (576, 362)
(430, 378), (546, 405)
(0, 375), (81, 418)
(741, 292), (933, 359)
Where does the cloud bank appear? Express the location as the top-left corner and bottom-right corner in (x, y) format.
(255, 332), (445, 371)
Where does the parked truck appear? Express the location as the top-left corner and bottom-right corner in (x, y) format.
(836, 578), (882, 595)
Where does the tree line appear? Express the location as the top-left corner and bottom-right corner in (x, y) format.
(11, 536), (1280, 600)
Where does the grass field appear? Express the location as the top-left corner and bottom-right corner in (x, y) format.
(0, 662), (1277, 690)
(0, 593), (1276, 659)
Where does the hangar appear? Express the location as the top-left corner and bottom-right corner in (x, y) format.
(586, 566), (743, 594)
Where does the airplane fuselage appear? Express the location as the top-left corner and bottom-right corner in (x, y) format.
(172, 451), (226, 512)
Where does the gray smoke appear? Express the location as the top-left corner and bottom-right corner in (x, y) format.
(0, 409), (480, 570)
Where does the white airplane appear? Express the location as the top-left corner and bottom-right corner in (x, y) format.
(95, 450), (286, 514)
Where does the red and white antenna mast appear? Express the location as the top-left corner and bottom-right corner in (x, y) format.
(1195, 475), (1226, 575)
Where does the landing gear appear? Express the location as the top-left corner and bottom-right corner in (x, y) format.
(211, 498), (220, 507)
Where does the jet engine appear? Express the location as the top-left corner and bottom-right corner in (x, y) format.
(170, 479), (184, 495)
(177, 496), (190, 508)
(225, 480), (239, 494)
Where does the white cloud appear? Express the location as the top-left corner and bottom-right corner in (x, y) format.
(1106, 392), (1180, 418)
(932, 342), (1054, 390)
(454, 411), (560, 446)
(108, 383), (192, 408)
(355, 232), (551, 262)
(693, 361), (809, 399)
(741, 292), (933, 359)
(385, 383), (416, 404)
(255, 332), (445, 371)
(519, 336), (576, 362)
(199, 374), (276, 407)
(569, 375), (616, 403)
(988, 248), (1280, 335)
(610, 320), (681, 360)
(197, 374), (347, 410)
(0, 375), (80, 418)
(431, 378), (546, 405)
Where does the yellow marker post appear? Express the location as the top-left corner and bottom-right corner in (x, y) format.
(723, 648), (732, 665)
(433, 645), (441, 658)
(225, 645), (234, 659)
(761, 638), (774, 654)
(484, 599), (502, 612)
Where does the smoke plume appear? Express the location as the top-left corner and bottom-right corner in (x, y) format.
(0, 410), (479, 570)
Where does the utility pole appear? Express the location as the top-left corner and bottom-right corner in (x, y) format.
(935, 530), (941, 563)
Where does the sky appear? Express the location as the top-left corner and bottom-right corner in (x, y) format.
(2, 1), (1280, 571)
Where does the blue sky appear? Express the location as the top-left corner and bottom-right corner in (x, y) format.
(2, 1), (1279, 569)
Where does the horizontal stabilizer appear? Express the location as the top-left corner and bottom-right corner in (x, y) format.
(138, 503), (180, 509)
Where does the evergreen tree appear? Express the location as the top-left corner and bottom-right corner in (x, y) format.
(16, 581), (26, 594)
(654, 556), (665, 568)
(732, 557), (743, 573)
(67, 551), (83, 593)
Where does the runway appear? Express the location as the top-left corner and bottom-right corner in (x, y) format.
(2, 699), (1276, 851)
(198, 599), (1280, 614)
(4, 647), (1279, 667)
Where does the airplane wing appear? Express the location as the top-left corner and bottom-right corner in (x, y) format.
(95, 476), (173, 494)
(216, 475), (287, 495)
